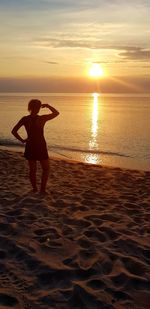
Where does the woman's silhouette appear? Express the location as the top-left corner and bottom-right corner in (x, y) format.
(11, 99), (59, 193)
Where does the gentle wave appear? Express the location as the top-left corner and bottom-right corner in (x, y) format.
(0, 138), (131, 158)
(0, 138), (24, 147)
(50, 145), (131, 158)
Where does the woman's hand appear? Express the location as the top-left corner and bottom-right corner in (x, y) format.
(41, 104), (50, 108)
(40, 104), (59, 119)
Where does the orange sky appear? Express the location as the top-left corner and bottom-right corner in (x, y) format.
(0, 1), (150, 92)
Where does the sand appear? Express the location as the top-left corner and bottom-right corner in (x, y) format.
(0, 149), (149, 309)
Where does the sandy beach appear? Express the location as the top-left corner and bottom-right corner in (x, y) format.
(0, 149), (149, 309)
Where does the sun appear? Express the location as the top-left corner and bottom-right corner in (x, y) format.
(89, 63), (104, 78)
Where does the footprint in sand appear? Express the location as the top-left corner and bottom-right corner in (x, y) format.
(87, 278), (105, 290)
(122, 256), (147, 277)
(0, 250), (6, 260)
(84, 229), (107, 242)
(0, 292), (22, 308)
(142, 248), (150, 260)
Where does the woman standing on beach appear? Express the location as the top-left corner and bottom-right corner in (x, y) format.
(11, 99), (59, 194)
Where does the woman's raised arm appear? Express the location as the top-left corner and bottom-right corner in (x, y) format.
(41, 104), (59, 122)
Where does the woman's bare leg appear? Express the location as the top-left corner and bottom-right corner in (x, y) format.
(28, 160), (37, 191)
(40, 159), (49, 193)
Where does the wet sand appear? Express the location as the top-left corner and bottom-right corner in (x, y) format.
(0, 149), (150, 309)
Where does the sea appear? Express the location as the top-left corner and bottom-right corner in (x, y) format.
(0, 92), (150, 171)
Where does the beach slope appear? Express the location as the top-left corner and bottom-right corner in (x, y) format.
(0, 149), (149, 309)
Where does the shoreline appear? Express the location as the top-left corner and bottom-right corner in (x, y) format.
(0, 145), (149, 172)
(0, 148), (150, 308)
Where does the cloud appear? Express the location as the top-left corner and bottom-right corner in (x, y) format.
(119, 47), (150, 61)
(34, 36), (150, 59)
(1, 0), (150, 13)
(0, 0), (113, 12)
(1, 55), (59, 67)
(44, 61), (59, 64)
(34, 37), (103, 49)
(33, 37), (126, 49)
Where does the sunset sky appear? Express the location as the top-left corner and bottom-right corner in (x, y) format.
(0, 0), (150, 92)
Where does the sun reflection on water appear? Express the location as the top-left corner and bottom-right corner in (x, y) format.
(91, 92), (99, 137)
(86, 93), (100, 164)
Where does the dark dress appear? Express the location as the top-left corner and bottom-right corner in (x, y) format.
(21, 115), (49, 160)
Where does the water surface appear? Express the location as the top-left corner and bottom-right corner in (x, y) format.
(0, 93), (150, 170)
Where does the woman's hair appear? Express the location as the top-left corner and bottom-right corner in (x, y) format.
(28, 99), (41, 112)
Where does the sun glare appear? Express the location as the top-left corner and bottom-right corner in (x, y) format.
(89, 63), (104, 78)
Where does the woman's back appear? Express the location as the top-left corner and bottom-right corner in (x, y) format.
(22, 115), (45, 142)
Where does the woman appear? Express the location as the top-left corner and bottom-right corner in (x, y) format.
(11, 99), (59, 194)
